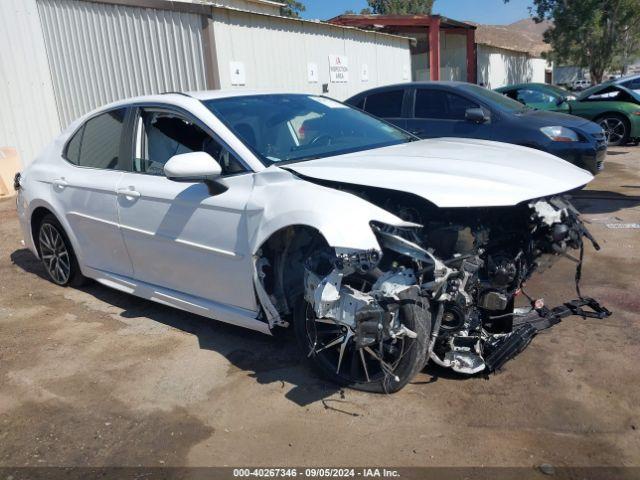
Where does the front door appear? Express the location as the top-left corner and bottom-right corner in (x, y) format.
(116, 106), (256, 310)
(405, 88), (494, 139)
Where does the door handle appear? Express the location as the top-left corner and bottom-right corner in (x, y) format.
(117, 188), (141, 199)
(53, 178), (68, 189)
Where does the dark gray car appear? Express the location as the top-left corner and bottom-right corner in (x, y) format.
(345, 82), (607, 175)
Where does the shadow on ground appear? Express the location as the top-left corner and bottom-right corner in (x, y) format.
(571, 189), (640, 214)
(10, 248), (346, 407)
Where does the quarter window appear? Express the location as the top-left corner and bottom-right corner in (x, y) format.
(133, 109), (245, 176)
(65, 109), (126, 169)
(364, 90), (404, 117)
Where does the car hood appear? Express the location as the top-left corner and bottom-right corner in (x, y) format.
(286, 138), (593, 208)
(518, 109), (594, 129)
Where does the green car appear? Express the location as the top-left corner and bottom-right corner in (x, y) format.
(496, 82), (640, 146)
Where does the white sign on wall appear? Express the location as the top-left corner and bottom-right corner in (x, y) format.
(307, 62), (319, 83)
(328, 54), (349, 83)
(402, 64), (410, 81)
(230, 61), (246, 86)
(361, 64), (369, 82)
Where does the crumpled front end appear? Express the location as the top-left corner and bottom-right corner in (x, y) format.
(295, 193), (610, 389)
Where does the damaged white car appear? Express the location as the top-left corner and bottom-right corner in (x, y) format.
(15, 92), (611, 392)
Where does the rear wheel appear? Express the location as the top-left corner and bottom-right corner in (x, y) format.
(597, 114), (630, 146)
(294, 291), (430, 393)
(37, 214), (86, 287)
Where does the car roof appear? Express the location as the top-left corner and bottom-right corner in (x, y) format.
(347, 81), (476, 99)
(187, 89), (305, 101)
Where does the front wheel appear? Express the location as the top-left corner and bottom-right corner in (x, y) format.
(294, 292), (430, 393)
(597, 114), (630, 146)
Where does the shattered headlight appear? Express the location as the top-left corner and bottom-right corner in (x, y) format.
(540, 126), (579, 142)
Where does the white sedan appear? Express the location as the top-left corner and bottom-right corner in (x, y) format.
(15, 91), (605, 392)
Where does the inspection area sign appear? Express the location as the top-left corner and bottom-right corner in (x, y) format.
(328, 54), (349, 83)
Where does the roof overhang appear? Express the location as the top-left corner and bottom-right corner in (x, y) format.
(328, 14), (476, 30)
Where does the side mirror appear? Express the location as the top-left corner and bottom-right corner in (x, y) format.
(164, 152), (227, 195)
(465, 107), (489, 124)
(556, 97), (566, 106)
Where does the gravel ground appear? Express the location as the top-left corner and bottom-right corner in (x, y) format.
(0, 147), (639, 468)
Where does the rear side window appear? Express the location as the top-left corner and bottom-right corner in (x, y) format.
(65, 108), (126, 169)
(364, 90), (404, 117)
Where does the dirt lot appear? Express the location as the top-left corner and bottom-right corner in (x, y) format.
(1, 147), (639, 469)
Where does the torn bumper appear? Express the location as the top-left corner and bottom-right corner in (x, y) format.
(484, 297), (612, 372)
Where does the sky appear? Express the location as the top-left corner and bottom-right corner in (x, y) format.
(300, 0), (535, 25)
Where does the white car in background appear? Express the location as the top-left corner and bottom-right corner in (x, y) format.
(15, 91), (608, 392)
(571, 79), (592, 91)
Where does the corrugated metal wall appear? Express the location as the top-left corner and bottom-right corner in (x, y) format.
(212, 9), (411, 100)
(477, 45), (545, 88)
(0, 0), (61, 165)
(37, 0), (208, 128)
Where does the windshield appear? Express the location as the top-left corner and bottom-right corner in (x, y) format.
(577, 83), (640, 102)
(544, 84), (572, 97)
(459, 84), (528, 112)
(204, 94), (413, 165)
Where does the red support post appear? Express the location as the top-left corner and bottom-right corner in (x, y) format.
(466, 28), (477, 84)
(428, 17), (441, 81)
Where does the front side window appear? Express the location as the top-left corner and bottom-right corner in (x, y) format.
(515, 89), (558, 105)
(133, 109), (245, 176)
(414, 90), (478, 120)
(363, 90), (404, 117)
(65, 108), (126, 169)
(204, 94), (412, 165)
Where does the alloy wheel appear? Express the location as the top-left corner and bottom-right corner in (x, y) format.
(39, 223), (71, 285)
(304, 303), (406, 385)
(599, 117), (626, 145)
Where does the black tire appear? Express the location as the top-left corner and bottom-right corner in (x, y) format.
(294, 289), (430, 393)
(36, 214), (86, 287)
(596, 113), (630, 146)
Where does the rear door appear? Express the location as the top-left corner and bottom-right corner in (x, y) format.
(55, 108), (133, 277)
(406, 87), (494, 139)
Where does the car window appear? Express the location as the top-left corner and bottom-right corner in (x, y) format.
(205, 94), (412, 165)
(65, 126), (83, 165)
(587, 90), (621, 101)
(622, 78), (640, 90)
(351, 97), (365, 110)
(516, 88), (558, 105)
(364, 90), (404, 117)
(447, 92), (479, 119)
(133, 109), (245, 176)
(414, 89), (478, 120)
(66, 109), (126, 169)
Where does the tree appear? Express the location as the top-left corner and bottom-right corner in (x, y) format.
(344, 8), (374, 15)
(366, 0), (434, 15)
(280, 0), (305, 18)
(506, 0), (640, 83)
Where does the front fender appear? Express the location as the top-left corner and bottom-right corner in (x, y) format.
(247, 167), (413, 253)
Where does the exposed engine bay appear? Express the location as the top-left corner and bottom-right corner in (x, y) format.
(257, 185), (611, 391)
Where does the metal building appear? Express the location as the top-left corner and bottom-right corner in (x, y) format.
(0, 0), (411, 165)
